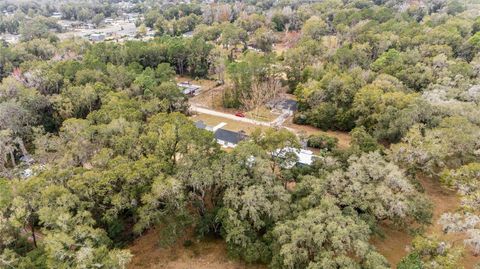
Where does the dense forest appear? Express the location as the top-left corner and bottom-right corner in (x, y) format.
(1, 0), (480, 268)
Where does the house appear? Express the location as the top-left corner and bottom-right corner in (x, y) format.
(19, 155), (34, 165)
(58, 20), (73, 31)
(273, 147), (316, 167)
(296, 149), (315, 166)
(182, 31), (194, 38)
(267, 98), (298, 112)
(178, 82), (201, 96)
(195, 121), (246, 148)
(214, 128), (246, 148)
(1, 34), (20, 44)
(90, 33), (106, 42)
(51, 12), (62, 19)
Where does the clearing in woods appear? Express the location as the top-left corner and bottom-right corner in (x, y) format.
(128, 228), (266, 269)
(372, 175), (480, 268)
(283, 119), (352, 150)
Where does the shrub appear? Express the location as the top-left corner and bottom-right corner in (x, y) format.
(307, 134), (338, 151)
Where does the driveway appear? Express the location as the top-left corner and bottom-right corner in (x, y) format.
(189, 103), (294, 131)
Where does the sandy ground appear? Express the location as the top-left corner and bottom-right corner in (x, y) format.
(128, 228), (266, 269)
(373, 175), (480, 268)
(283, 119), (352, 150)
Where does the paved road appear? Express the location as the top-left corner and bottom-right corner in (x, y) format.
(190, 103), (295, 131)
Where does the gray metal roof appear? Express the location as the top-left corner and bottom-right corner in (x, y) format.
(214, 128), (245, 145)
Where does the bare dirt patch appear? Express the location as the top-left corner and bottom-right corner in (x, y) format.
(128, 228), (265, 269)
(189, 85), (228, 111)
(284, 120), (352, 149)
(273, 31), (301, 55)
(372, 175), (480, 268)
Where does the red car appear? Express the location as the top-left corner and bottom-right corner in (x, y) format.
(235, 112), (246, 117)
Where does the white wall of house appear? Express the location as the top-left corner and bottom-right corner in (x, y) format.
(217, 139), (236, 148)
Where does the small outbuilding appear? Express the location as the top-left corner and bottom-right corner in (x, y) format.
(178, 82), (201, 96)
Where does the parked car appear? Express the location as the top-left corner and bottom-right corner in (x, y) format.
(235, 112), (246, 117)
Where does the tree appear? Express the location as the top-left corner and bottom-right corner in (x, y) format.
(251, 128), (300, 176)
(441, 163), (480, 210)
(92, 13), (105, 28)
(307, 134), (338, 151)
(271, 12), (288, 32)
(141, 112), (217, 169)
(301, 16), (328, 40)
(144, 10), (161, 28)
(136, 24), (147, 38)
(19, 17), (50, 41)
(350, 126), (383, 153)
(217, 143), (291, 263)
(398, 236), (463, 269)
(220, 23), (247, 59)
(250, 27), (277, 52)
(272, 197), (389, 269)
(226, 52), (282, 110)
(37, 185), (132, 268)
(391, 117), (480, 175)
(325, 152), (431, 224)
(0, 130), (16, 170)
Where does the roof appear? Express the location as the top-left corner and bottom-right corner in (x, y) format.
(178, 82), (201, 95)
(214, 128), (245, 145)
(194, 120), (246, 146)
(296, 149), (315, 165)
(277, 99), (298, 111)
(274, 147), (316, 166)
(267, 99), (298, 111)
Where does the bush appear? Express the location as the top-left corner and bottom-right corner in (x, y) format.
(397, 253), (422, 269)
(306, 103), (337, 130)
(293, 112), (308, 125)
(350, 126), (383, 153)
(307, 134), (338, 151)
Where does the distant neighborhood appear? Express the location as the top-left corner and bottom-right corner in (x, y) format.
(1, 4), (153, 44)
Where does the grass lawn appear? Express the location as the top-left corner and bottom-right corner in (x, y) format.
(190, 113), (268, 135)
(245, 106), (279, 122)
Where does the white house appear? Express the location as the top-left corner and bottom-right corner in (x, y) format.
(90, 33), (106, 42)
(273, 147), (316, 167)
